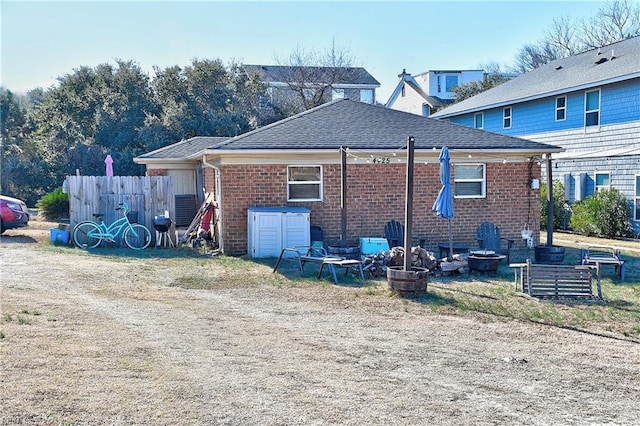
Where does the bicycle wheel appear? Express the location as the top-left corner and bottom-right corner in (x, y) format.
(123, 224), (152, 250)
(73, 222), (102, 249)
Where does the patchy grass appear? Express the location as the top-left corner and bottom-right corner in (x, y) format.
(258, 244), (640, 341)
(35, 230), (640, 342)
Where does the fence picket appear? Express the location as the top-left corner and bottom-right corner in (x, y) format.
(67, 176), (174, 243)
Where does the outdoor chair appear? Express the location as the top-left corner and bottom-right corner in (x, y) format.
(384, 219), (426, 249)
(475, 221), (514, 263)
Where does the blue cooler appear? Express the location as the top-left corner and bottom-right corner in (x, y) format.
(50, 228), (70, 244)
(359, 237), (390, 255)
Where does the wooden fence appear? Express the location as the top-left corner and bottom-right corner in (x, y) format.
(66, 176), (174, 238)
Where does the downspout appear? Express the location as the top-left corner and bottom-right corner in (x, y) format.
(202, 156), (224, 254)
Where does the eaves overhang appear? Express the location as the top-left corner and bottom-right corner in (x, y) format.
(433, 72), (640, 119)
(199, 146), (564, 166)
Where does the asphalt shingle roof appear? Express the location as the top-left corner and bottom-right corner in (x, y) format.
(432, 36), (640, 118)
(243, 64), (380, 87)
(210, 98), (559, 152)
(136, 136), (228, 160)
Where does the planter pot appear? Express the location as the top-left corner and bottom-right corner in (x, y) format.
(534, 244), (565, 264)
(387, 266), (428, 295)
(468, 253), (506, 273)
(328, 245), (360, 260)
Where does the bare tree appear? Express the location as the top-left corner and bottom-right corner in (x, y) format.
(579, 0), (640, 48)
(514, 0), (640, 72)
(270, 40), (362, 114)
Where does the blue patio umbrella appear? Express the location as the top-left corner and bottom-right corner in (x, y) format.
(432, 146), (455, 259)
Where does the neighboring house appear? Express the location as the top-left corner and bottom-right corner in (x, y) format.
(431, 36), (640, 235)
(135, 99), (561, 256)
(386, 69), (494, 116)
(244, 64), (380, 118)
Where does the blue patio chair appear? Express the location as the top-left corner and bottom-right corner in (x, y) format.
(475, 221), (514, 263)
(384, 220), (427, 249)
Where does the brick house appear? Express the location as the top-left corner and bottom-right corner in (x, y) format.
(135, 99), (562, 255)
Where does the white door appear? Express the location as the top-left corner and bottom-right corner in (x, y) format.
(283, 212), (310, 255)
(253, 212), (282, 258)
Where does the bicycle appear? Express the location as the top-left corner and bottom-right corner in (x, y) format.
(72, 203), (152, 250)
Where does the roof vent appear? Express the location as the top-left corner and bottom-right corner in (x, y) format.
(595, 57), (608, 65)
(610, 49), (616, 60)
(597, 47), (602, 55)
(555, 65), (563, 70)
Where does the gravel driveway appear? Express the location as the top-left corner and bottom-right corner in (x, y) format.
(1, 224), (639, 425)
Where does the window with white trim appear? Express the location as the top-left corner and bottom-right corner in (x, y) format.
(594, 172), (610, 192)
(635, 175), (640, 221)
(332, 88), (345, 100)
(585, 89), (600, 127)
(360, 89), (374, 104)
(287, 166), (322, 202)
(556, 96), (566, 121)
(503, 107), (512, 129)
(474, 112), (484, 129)
(454, 164), (486, 198)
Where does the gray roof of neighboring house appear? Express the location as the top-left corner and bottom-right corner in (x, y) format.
(208, 98), (560, 152)
(243, 64), (380, 87)
(432, 36), (640, 118)
(136, 136), (228, 160)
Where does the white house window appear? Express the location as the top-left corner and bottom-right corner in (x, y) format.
(585, 89), (600, 127)
(503, 107), (512, 129)
(474, 112), (484, 129)
(360, 89), (374, 104)
(556, 96), (566, 121)
(454, 164), (486, 198)
(635, 175), (640, 221)
(332, 88), (345, 100)
(287, 166), (322, 201)
(445, 75), (458, 92)
(595, 172), (610, 192)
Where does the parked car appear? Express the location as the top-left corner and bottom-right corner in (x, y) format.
(0, 195), (30, 234)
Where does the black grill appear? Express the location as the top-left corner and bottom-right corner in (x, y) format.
(152, 216), (172, 233)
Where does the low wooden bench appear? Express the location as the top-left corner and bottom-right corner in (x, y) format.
(581, 245), (625, 281)
(273, 247), (365, 284)
(510, 259), (602, 300)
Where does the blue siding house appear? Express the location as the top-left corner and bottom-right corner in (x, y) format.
(432, 36), (640, 236)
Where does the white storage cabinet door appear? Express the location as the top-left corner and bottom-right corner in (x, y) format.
(282, 212), (310, 255)
(250, 212), (283, 258)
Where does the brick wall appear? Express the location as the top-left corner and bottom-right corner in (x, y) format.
(147, 169), (167, 177)
(212, 162), (541, 255)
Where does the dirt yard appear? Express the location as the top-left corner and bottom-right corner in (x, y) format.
(1, 220), (639, 425)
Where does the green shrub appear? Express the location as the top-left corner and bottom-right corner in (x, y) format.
(36, 187), (69, 220)
(540, 180), (570, 230)
(569, 188), (632, 238)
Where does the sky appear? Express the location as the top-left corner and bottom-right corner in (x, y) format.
(2, 0), (606, 102)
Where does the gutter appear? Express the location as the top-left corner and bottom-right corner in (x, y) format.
(201, 156), (224, 254)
